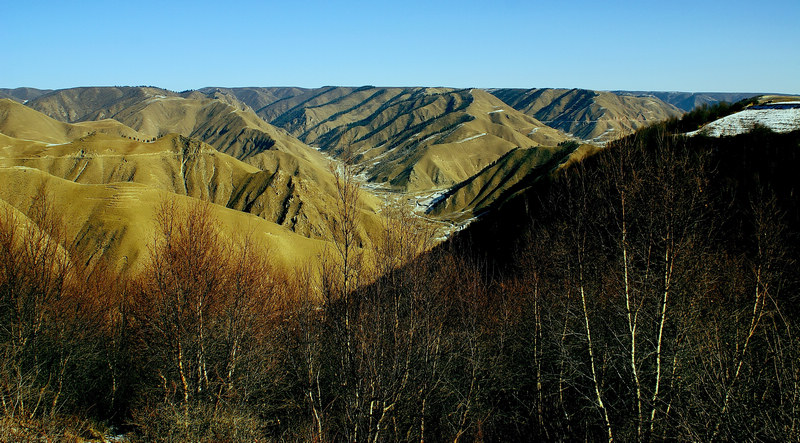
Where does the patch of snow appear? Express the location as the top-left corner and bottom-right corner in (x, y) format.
(528, 128), (539, 135)
(144, 95), (177, 104)
(687, 108), (800, 137)
(421, 132), (442, 143)
(488, 109), (505, 114)
(414, 190), (450, 211)
(456, 133), (487, 144)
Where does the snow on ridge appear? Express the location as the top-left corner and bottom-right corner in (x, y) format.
(421, 132), (441, 143)
(688, 108), (800, 137)
(456, 133), (487, 143)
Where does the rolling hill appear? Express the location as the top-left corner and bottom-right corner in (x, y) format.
(0, 101), (392, 274)
(0, 128), (382, 243)
(26, 87), (327, 168)
(0, 98), (147, 144)
(0, 166), (328, 273)
(0, 87), (52, 103)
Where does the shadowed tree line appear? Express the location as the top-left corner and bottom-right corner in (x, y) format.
(448, 123), (800, 441)
(1, 119), (800, 441)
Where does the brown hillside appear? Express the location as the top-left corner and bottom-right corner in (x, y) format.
(489, 88), (682, 142)
(0, 130), (382, 243)
(0, 166), (328, 273)
(196, 87), (310, 111)
(28, 86), (179, 123)
(28, 88), (330, 169)
(0, 98), (146, 144)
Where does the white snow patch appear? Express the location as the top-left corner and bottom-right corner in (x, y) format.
(414, 190), (450, 211)
(488, 109), (505, 114)
(688, 108), (800, 137)
(421, 132), (441, 143)
(144, 95), (176, 104)
(528, 128), (539, 135)
(456, 133), (487, 143)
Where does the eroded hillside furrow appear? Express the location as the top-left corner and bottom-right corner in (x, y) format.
(273, 176), (296, 227)
(268, 86), (345, 129)
(227, 170), (275, 215)
(298, 88), (402, 142)
(345, 88), (425, 129)
(330, 90), (473, 153)
(65, 156), (90, 182)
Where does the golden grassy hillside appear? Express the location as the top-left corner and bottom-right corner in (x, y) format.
(0, 128), (383, 243)
(27, 86), (180, 123)
(0, 98), (392, 279)
(489, 88), (683, 142)
(0, 166), (329, 273)
(0, 87), (52, 103)
(28, 88), (331, 170)
(28, 86), (573, 193)
(197, 87), (310, 112)
(0, 99), (146, 144)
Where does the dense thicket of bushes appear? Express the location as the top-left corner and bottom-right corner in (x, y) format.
(1, 121), (799, 441)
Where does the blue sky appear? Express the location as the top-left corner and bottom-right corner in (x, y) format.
(2, 0), (798, 93)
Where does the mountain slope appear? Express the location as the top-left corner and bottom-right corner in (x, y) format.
(27, 87), (327, 168)
(427, 142), (595, 220)
(0, 166), (327, 273)
(0, 98), (146, 144)
(256, 86), (570, 191)
(489, 88), (682, 142)
(196, 87), (309, 112)
(0, 129), (382, 242)
(27, 86), (180, 123)
(0, 87), (52, 103)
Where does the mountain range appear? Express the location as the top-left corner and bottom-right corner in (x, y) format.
(1, 85), (784, 274)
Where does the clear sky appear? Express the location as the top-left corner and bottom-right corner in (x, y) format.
(2, 0), (798, 93)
